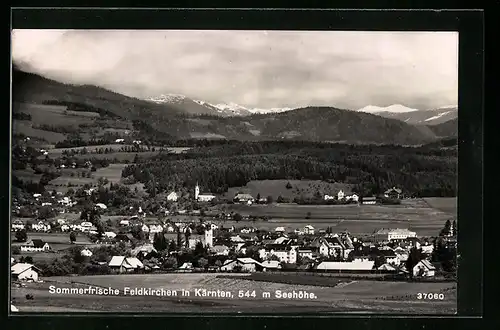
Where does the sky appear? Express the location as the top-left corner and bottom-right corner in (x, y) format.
(11, 29), (458, 110)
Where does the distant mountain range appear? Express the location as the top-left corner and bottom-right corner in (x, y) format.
(357, 104), (458, 125)
(147, 94), (293, 117)
(11, 66), (457, 145)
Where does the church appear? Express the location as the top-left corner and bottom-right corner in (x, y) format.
(194, 182), (216, 202)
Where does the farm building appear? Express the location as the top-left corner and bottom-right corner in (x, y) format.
(166, 191), (178, 202)
(315, 260), (375, 272)
(220, 258), (264, 272)
(384, 187), (402, 199)
(233, 193), (255, 204)
(413, 259), (436, 277)
(362, 196), (377, 205)
(11, 263), (41, 282)
(108, 256), (144, 273)
(373, 228), (417, 242)
(20, 239), (50, 252)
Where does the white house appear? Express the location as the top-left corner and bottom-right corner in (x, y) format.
(275, 226), (286, 233)
(149, 224), (163, 233)
(120, 219), (130, 226)
(230, 235), (246, 243)
(297, 248), (314, 260)
(220, 258), (263, 272)
(108, 256), (144, 273)
(210, 245), (230, 256)
(413, 259), (436, 277)
(20, 240), (50, 252)
(337, 190), (345, 200)
(141, 224), (150, 233)
(11, 220), (25, 231)
(115, 138), (125, 143)
(61, 224), (70, 232)
(164, 224), (176, 233)
(80, 248), (93, 257)
(32, 222), (51, 232)
(261, 260), (282, 270)
(303, 225), (315, 235)
(56, 219), (66, 225)
(11, 263), (40, 282)
(324, 194), (336, 201)
(373, 228), (417, 242)
(166, 191), (178, 202)
(104, 231), (117, 239)
(378, 263), (397, 272)
(421, 244), (435, 255)
(315, 260), (375, 271)
(96, 203), (107, 210)
(259, 246), (297, 264)
(345, 194), (359, 202)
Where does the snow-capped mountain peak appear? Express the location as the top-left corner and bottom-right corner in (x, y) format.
(147, 94), (187, 104)
(358, 104), (420, 114)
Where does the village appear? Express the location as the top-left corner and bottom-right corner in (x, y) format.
(11, 182), (458, 283)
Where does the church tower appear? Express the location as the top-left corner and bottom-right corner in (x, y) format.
(195, 182), (200, 201)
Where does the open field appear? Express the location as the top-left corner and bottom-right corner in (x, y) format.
(216, 199), (454, 237)
(10, 273), (456, 313)
(13, 169), (42, 183)
(11, 232), (92, 245)
(92, 164), (127, 183)
(223, 180), (354, 200)
(422, 198), (457, 215)
(13, 121), (67, 143)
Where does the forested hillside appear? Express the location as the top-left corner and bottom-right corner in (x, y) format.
(122, 140), (457, 198)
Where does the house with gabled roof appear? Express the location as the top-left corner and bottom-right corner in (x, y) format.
(413, 259), (436, 277)
(108, 256), (144, 273)
(20, 239), (50, 252)
(11, 263), (41, 281)
(384, 187), (402, 199)
(220, 258), (264, 272)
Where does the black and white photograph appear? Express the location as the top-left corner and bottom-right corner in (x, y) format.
(10, 29), (459, 314)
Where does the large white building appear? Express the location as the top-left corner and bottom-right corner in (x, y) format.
(20, 240), (50, 252)
(166, 191), (178, 202)
(373, 228), (417, 242)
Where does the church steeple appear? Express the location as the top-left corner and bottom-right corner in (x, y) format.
(195, 182), (200, 201)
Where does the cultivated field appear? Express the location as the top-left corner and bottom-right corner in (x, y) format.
(13, 169), (42, 183)
(10, 273), (457, 314)
(92, 164), (128, 183)
(223, 180), (354, 200)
